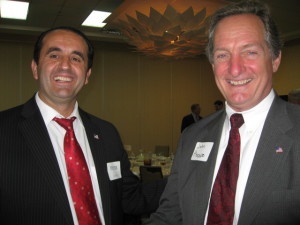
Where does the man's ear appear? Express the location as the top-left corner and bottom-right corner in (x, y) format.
(31, 60), (39, 80)
(84, 68), (92, 85)
(272, 51), (281, 73)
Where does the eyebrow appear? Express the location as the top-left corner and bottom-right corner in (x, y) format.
(46, 47), (85, 60)
(213, 47), (228, 53)
(242, 43), (263, 49)
(46, 47), (61, 55)
(213, 43), (264, 53)
(73, 51), (85, 60)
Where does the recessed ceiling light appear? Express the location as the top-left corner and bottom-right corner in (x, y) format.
(82, 10), (111, 28)
(0, 0), (29, 20)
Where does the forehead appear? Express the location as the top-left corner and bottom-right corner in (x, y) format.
(41, 30), (88, 52)
(214, 14), (266, 45)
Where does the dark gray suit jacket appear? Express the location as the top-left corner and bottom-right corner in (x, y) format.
(151, 95), (300, 225)
(0, 97), (166, 225)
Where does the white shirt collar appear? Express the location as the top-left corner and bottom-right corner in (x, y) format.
(225, 89), (275, 128)
(35, 92), (82, 126)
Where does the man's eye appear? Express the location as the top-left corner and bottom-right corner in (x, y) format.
(49, 54), (59, 59)
(214, 53), (229, 62)
(217, 54), (226, 59)
(244, 50), (259, 59)
(71, 57), (81, 62)
(248, 51), (258, 55)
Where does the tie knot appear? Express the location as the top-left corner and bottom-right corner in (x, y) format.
(230, 113), (244, 129)
(53, 117), (76, 131)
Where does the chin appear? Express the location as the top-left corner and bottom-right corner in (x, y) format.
(228, 98), (250, 109)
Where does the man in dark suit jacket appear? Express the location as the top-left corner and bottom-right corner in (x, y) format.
(150, 1), (300, 224)
(0, 27), (165, 225)
(181, 104), (202, 132)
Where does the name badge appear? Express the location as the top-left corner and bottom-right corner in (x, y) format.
(107, 161), (122, 180)
(191, 142), (214, 162)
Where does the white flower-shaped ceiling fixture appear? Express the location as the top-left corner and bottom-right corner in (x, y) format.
(110, 4), (211, 59)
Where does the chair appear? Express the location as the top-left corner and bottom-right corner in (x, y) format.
(155, 145), (170, 157)
(139, 166), (163, 183)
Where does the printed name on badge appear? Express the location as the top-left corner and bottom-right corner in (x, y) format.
(107, 161), (122, 180)
(191, 142), (214, 162)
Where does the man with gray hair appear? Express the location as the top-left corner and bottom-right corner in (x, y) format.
(150, 0), (300, 224)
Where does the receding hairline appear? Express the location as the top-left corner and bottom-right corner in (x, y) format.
(41, 29), (90, 58)
(211, 13), (270, 58)
(42, 29), (89, 46)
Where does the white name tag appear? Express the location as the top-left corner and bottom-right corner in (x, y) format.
(107, 161), (122, 180)
(191, 142), (214, 162)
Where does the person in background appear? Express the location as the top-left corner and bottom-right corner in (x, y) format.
(214, 100), (224, 111)
(288, 88), (300, 105)
(150, 0), (300, 224)
(181, 103), (202, 132)
(0, 26), (166, 225)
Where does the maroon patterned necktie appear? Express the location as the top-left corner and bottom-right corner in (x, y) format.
(207, 113), (244, 225)
(53, 117), (101, 225)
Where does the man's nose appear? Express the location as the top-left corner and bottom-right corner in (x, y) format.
(60, 56), (71, 69)
(229, 54), (244, 76)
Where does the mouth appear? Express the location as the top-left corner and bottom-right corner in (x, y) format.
(54, 76), (72, 82)
(229, 79), (252, 86)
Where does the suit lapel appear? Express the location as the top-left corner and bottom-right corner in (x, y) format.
(192, 112), (226, 223)
(238, 97), (293, 225)
(79, 110), (112, 225)
(19, 98), (73, 225)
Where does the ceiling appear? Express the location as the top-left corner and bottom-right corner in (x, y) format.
(0, 0), (299, 45)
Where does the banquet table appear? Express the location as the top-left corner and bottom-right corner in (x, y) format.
(129, 154), (173, 177)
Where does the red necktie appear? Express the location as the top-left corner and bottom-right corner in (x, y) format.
(53, 117), (101, 225)
(207, 113), (244, 225)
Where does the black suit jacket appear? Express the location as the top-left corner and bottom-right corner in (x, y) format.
(0, 97), (165, 225)
(151, 96), (300, 225)
(181, 114), (202, 132)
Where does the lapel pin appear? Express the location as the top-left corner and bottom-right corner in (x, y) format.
(276, 147), (283, 153)
(94, 134), (100, 140)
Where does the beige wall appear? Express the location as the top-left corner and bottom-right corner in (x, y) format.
(0, 37), (299, 154)
(273, 40), (300, 95)
(0, 41), (37, 109)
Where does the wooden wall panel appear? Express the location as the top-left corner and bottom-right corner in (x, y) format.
(78, 49), (104, 117)
(0, 43), (22, 109)
(139, 57), (172, 153)
(20, 44), (37, 103)
(102, 50), (141, 151)
(274, 43), (300, 95)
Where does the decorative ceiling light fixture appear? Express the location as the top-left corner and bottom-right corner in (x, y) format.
(106, 0), (227, 59)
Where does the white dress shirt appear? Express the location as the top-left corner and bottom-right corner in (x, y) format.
(192, 112), (200, 122)
(35, 93), (106, 225)
(205, 89), (275, 225)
